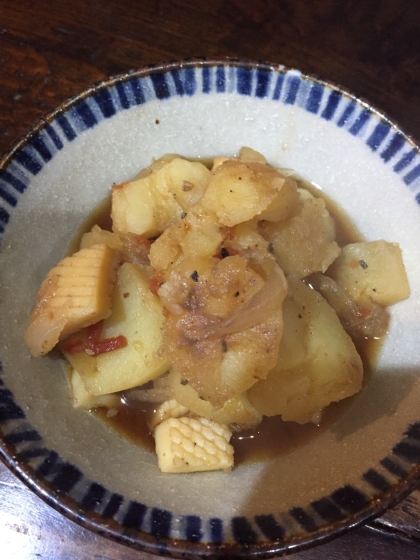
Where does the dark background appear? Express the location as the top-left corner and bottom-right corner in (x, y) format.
(1, 0), (420, 156)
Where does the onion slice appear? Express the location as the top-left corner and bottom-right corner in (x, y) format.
(308, 273), (389, 338)
(186, 265), (287, 341)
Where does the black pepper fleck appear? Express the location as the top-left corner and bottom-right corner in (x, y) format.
(191, 270), (199, 282)
(359, 260), (368, 269)
(182, 181), (193, 192)
(181, 379), (188, 386)
(181, 212), (187, 219)
(221, 247), (229, 258)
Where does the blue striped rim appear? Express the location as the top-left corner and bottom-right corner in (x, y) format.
(29, 134), (53, 163)
(284, 74), (300, 105)
(2, 63), (418, 230)
(349, 109), (371, 136)
(337, 101), (356, 128)
(1, 64), (420, 552)
(123, 501), (147, 529)
(381, 133), (405, 162)
(321, 90), (341, 121)
(255, 514), (285, 540)
(45, 124), (64, 150)
(151, 507), (172, 538)
(380, 457), (407, 478)
(232, 516), (259, 544)
(150, 73), (171, 100)
(272, 73), (284, 100)
(81, 482), (107, 510)
(311, 497), (344, 522)
(209, 517), (224, 544)
(0, 387), (25, 421)
(102, 493), (124, 518)
(184, 515), (203, 542)
(56, 115), (77, 141)
(404, 163), (420, 186)
(202, 66), (211, 94)
(306, 83), (323, 114)
(93, 89), (116, 119)
(74, 100), (98, 130)
(367, 122), (390, 151)
(289, 507), (318, 532)
(394, 149), (416, 173)
(0, 187), (17, 207)
(237, 67), (253, 96)
(363, 469), (391, 493)
(13, 147), (42, 175)
(255, 69), (271, 98)
(130, 78), (146, 105)
(216, 66), (226, 93)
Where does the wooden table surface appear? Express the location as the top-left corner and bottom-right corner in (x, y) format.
(1, 1), (420, 558)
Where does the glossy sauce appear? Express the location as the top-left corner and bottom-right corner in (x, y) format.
(82, 175), (382, 466)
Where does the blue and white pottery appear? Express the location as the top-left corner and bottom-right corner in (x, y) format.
(0, 59), (420, 557)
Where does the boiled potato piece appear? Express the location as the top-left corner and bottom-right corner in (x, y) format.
(80, 225), (123, 251)
(248, 277), (363, 423)
(238, 146), (267, 164)
(201, 160), (286, 226)
(62, 262), (169, 395)
(257, 177), (301, 222)
(112, 158), (211, 238)
(262, 196), (340, 278)
(328, 240), (410, 306)
(212, 393), (262, 430)
(167, 369), (214, 417)
(167, 370), (262, 430)
(69, 368), (119, 410)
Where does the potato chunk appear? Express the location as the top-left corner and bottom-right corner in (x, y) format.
(69, 369), (119, 410)
(328, 240), (410, 306)
(112, 158), (211, 238)
(248, 277), (363, 423)
(62, 262), (169, 395)
(201, 160), (286, 226)
(24, 244), (120, 357)
(257, 177), (301, 222)
(263, 196), (340, 278)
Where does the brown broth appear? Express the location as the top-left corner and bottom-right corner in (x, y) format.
(95, 337), (379, 466)
(74, 173), (383, 466)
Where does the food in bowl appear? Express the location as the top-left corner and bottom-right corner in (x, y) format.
(24, 146), (410, 473)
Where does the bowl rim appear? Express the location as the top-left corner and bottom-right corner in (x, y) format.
(1, 57), (420, 558)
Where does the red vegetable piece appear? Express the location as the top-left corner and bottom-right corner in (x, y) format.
(87, 335), (128, 356)
(64, 320), (127, 356)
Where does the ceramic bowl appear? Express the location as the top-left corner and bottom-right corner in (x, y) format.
(1, 59), (420, 558)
